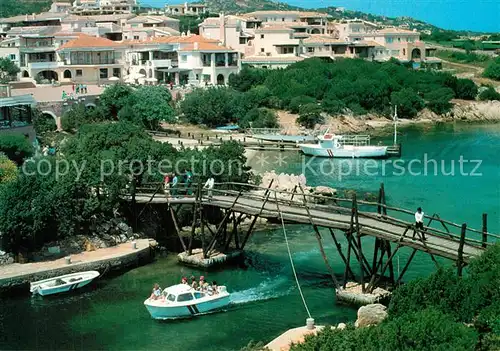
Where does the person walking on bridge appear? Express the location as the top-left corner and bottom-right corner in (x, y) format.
(203, 177), (215, 201)
(414, 207), (426, 240)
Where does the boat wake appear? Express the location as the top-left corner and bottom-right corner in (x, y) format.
(229, 277), (293, 305)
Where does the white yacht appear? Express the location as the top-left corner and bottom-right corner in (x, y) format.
(299, 133), (389, 158)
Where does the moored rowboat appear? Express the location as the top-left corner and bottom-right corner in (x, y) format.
(30, 271), (100, 296)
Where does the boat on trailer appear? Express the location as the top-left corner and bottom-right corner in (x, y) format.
(144, 284), (230, 320)
(30, 271), (100, 296)
(299, 133), (389, 158)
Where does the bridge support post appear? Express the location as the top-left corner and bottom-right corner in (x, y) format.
(457, 223), (467, 277)
(329, 228), (355, 279)
(482, 214), (487, 248)
(353, 194), (365, 293)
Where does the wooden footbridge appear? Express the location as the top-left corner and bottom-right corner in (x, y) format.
(127, 182), (498, 292)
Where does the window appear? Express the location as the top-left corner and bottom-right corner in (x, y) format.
(403, 49), (406, 56)
(113, 68), (121, 78)
(260, 48), (264, 53)
(386, 37), (393, 43)
(177, 293), (193, 302)
(193, 292), (205, 299)
(181, 55), (187, 62)
(76, 69), (83, 77)
(9, 54), (15, 60)
(282, 18), (285, 21)
(307, 47), (314, 53)
(133, 35), (139, 40)
(260, 34), (264, 39)
(99, 68), (108, 79)
(397, 37), (401, 42)
(166, 294), (175, 302)
(195, 74), (199, 80)
(239, 37), (246, 44)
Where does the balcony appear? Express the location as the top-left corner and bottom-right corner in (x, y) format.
(27, 61), (61, 70)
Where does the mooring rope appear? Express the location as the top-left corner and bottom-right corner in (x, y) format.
(274, 192), (312, 319)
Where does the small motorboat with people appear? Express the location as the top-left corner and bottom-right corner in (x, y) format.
(30, 271), (100, 296)
(144, 277), (230, 320)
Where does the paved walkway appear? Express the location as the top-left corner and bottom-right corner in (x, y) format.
(0, 239), (151, 281)
(10, 84), (104, 102)
(266, 325), (325, 351)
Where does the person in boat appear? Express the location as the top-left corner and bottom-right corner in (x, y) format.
(211, 281), (218, 295)
(414, 207), (425, 240)
(150, 283), (162, 300)
(190, 276), (198, 290)
(198, 276), (208, 291)
(181, 276), (188, 285)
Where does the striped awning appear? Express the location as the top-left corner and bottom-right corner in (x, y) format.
(0, 94), (36, 108)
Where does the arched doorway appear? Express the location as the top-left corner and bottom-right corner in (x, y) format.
(216, 74), (225, 85)
(37, 70), (58, 81)
(22, 70), (29, 78)
(36, 112), (57, 132)
(139, 69), (147, 76)
(311, 28), (321, 34)
(411, 48), (422, 60)
(63, 70), (72, 79)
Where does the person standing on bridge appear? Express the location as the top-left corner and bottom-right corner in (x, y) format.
(414, 207), (425, 240)
(203, 177), (215, 201)
(171, 173), (179, 198)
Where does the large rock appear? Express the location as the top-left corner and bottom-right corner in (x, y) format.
(355, 303), (388, 328)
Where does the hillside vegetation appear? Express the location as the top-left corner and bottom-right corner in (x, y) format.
(179, 58), (478, 129)
(0, 0), (52, 18)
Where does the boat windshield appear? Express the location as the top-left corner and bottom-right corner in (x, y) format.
(165, 293), (175, 302)
(193, 292), (205, 299)
(177, 293), (194, 302)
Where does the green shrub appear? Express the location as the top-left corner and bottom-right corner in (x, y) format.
(0, 134), (33, 165)
(391, 88), (425, 118)
(288, 95), (316, 114)
(425, 87), (455, 114)
(454, 79), (478, 100)
(240, 108), (279, 129)
(478, 87), (500, 101)
(297, 103), (323, 129)
(33, 111), (57, 133)
(483, 59), (500, 80)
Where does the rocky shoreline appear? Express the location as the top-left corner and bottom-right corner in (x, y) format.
(322, 100), (500, 135)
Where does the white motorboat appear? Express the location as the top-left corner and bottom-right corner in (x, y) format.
(144, 284), (230, 320)
(30, 271), (100, 296)
(299, 133), (388, 158)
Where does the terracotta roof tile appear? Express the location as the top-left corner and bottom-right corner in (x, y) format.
(179, 42), (233, 51)
(58, 34), (122, 50)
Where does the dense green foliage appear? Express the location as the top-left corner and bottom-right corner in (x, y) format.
(483, 58), (500, 81)
(293, 244), (500, 351)
(62, 85), (176, 131)
(33, 110), (57, 133)
(0, 0), (51, 18)
(0, 120), (252, 254)
(0, 58), (20, 83)
(179, 86), (279, 128)
(227, 58), (476, 119)
(0, 134), (33, 165)
(478, 87), (500, 101)
(180, 58), (478, 129)
(435, 50), (493, 67)
(0, 153), (17, 183)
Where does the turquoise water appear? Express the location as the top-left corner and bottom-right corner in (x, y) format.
(1, 123), (499, 350)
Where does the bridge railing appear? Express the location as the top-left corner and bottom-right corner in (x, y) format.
(133, 181), (498, 250)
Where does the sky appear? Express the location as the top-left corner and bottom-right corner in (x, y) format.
(155, 0), (500, 33)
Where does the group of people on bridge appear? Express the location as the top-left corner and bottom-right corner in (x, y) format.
(163, 170), (214, 200)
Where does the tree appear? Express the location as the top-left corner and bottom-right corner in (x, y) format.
(425, 88), (455, 115)
(297, 103), (324, 129)
(483, 59), (500, 81)
(478, 87), (500, 101)
(0, 134), (33, 165)
(391, 88), (425, 119)
(179, 87), (235, 127)
(99, 83), (134, 119)
(455, 79), (478, 100)
(288, 95), (316, 114)
(32, 110), (57, 134)
(0, 58), (20, 83)
(128, 86), (176, 129)
(0, 153), (17, 183)
(240, 107), (279, 129)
